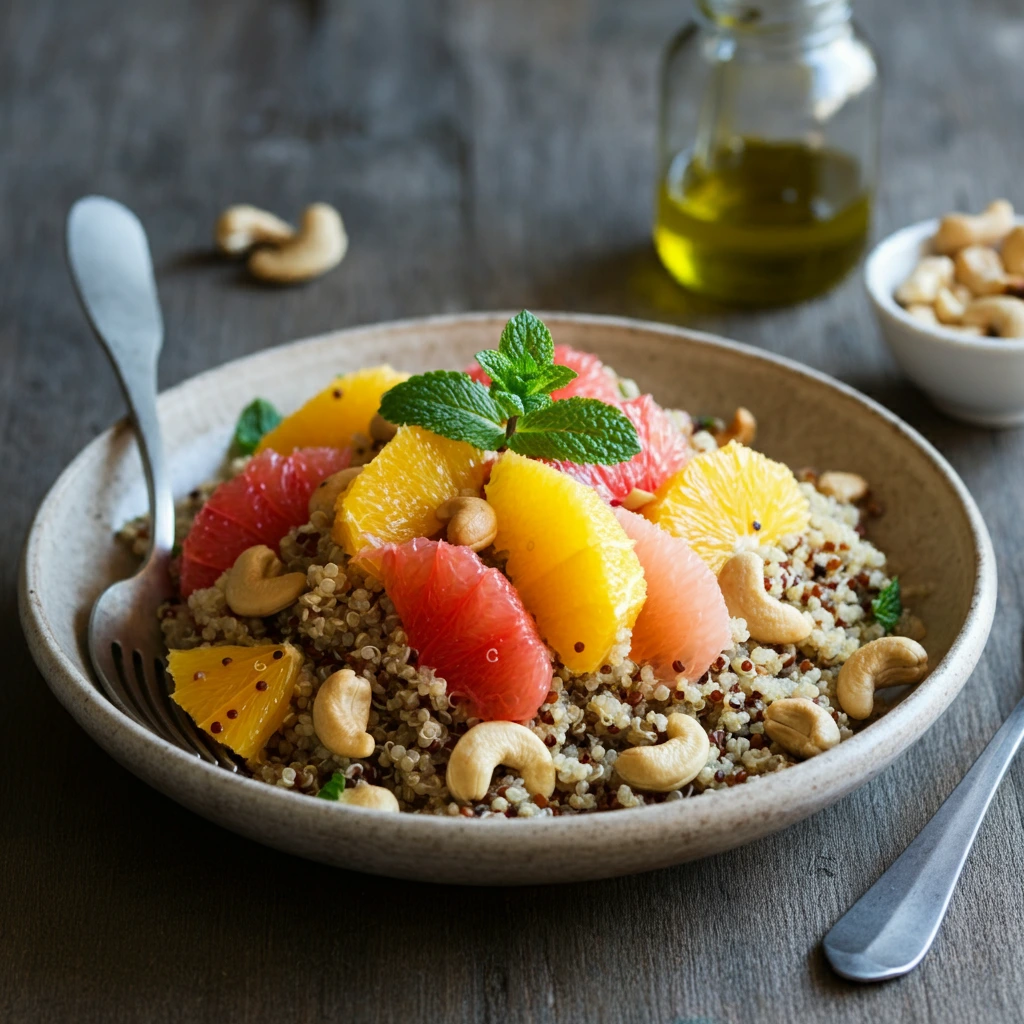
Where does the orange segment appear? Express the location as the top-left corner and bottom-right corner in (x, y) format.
(256, 365), (408, 453)
(335, 426), (491, 555)
(485, 452), (646, 673)
(168, 643), (302, 759)
(643, 440), (809, 573)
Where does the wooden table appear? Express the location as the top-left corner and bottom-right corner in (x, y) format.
(4, 1), (1023, 1020)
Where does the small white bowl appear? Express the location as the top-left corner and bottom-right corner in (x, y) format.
(864, 216), (1024, 428)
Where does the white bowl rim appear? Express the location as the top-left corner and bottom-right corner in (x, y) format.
(864, 214), (1024, 353)
(18, 311), (998, 868)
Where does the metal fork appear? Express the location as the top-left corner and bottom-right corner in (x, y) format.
(66, 196), (235, 771)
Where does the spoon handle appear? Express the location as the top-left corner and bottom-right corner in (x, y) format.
(65, 196), (174, 556)
(823, 695), (1024, 982)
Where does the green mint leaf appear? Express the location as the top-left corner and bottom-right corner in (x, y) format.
(508, 397), (641, 465)
(499, 310), (554, 369)
(233, 398), (282, 455)
(491, 389), (525, 418)
(522, 393), (553, 414)
(317, 771), (346, 800)
(378, 371), (507, 450)
(521, 363), (577, 396)
(474, 349), (517, 389)
(871, 577), (902, 632)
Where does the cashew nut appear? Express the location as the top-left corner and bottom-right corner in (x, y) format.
(763, 697), (840, 759)
(1003, 226), (1024, 275)
(337, 784), (400, 812)
(895, 256), (954, 306)
(445, 721), (555, 803)
(225, 545), (307, 617)
(836, 636), (928, 720)
(906, 303), (939, 325)
(248, 203), (348, 284)
(621, 487), (656, 511)
(215, 205), (295, 256)
(312, 669), (375, 758)
(817, 470), (869, 504)
(954, 245), (1007, 296)
(614, 713), (710, 792)
(713, 407), (757, 447)
(934, 286), (967, 325)
(436, 496), (498, 552)
(369, 413), (398, 444)
(717, 552), (812, 645)
(308, 466), (363, 520)
(932, 199), (1015, 255)
(962, 296), (1024, 339)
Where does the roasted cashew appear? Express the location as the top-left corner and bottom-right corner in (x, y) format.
(906, 303), (939, 325)
(962, 296), (1024, 339)
(215, 205), (295, 256)
(817, 470), (869, 504)
(369, 413), (398, 444)
(763, 697), (840, 759)
(1003, 226), (1024, 276)
(934, 286), (967, 325)
(713, 407), (757, 447)
(225, 545), (307, 617)
(308, 466), (363, 520)
(954, 245), (1007, 296)
(895, 256), (954, 306)
(932, 199), (1015, 254)
(717, 552), (812, 645)
(836, 636), (928, 720)
(436, 496), (498, 552)
(248, 203), (348, 284)
(445, 721), (555, 803)
(312, 669), (375, 758)
(621, 487), (656, 511)
(338, 784), (400, 812)
(614, 713), (710, 793)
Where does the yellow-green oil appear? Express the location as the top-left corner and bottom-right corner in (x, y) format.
(654, 139), (871, 305)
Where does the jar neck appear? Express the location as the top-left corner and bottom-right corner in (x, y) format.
(695, 0), (852, 48)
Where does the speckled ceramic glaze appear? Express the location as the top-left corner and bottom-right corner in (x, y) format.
(19, 313), (996, 884)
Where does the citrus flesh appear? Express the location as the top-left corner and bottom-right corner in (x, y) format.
(485, 451), (646, 674)
(355, 538), (552, 722)
(168, 643), (302, 759)
(256, 365), (408, 454)
(613, 507), (731, 682)
(644, 440), (810, 574)
(466, 344), (622, 405)
(549, 394), (692, 504)
(334, 426), (490, 556)
(180, 447), (351, 596)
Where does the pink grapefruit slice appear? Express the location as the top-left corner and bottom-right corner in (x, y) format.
(180, 447), (350, 597)
(466, 344), (622, 405)
(613, 507), (731, 682)
(549, 394), (692, 504)
(355, 538), (552, 722)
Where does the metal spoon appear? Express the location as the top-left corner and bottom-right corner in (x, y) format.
(823, 695), (1024, 981)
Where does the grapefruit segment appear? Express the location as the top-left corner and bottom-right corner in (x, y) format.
(549, 395), (692, 504)
(181, 447), (350, 596)
(355, 538), (552, 722)
(613, 508), (731, 682)
(466, 344), (622, 405)
(168, 642), (302, 759)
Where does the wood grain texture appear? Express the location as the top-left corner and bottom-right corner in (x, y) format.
(2, 0), (1022, 1021)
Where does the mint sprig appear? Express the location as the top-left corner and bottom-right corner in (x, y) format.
(317, 771), (347, 801)
(376, 312), (640, 465)
(871, 577), (902, 633)
(233, 397), (282, 455)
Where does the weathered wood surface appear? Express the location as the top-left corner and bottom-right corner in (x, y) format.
(3, 0), (1023, 1021)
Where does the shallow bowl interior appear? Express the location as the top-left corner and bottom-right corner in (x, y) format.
(19, 313), (996, 884)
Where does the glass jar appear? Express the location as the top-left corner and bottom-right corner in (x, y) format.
(653, 0), (880, 305)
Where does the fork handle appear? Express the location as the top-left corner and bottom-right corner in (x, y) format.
(823, 694), (1024, 981)
(66, 197), (174, 556)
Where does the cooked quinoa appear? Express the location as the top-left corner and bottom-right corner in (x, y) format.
(120, 420), (922, 819)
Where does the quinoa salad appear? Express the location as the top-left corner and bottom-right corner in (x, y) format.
(121, 312), (929, 819)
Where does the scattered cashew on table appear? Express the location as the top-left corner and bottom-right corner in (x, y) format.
(215, 201), (348, 284)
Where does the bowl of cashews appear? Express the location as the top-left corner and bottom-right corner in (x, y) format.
(864, 199), (1024, 427)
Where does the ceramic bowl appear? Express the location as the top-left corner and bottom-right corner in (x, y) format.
(864, 216), (1024, 427)
(19, 313), (996, 885)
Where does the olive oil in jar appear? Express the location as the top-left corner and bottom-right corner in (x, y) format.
(654, 139), (871, 305)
